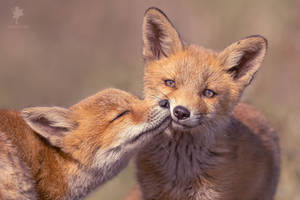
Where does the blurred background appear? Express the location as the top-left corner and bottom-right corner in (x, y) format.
(0, 0), (299, 199)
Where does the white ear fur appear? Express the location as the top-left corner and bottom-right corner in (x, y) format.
(218, 35), (267, 86)
(143, 7), (183, 62)
(21, 107), (77, 148)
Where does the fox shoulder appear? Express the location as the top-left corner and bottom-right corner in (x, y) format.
(233, 103), (279, 149)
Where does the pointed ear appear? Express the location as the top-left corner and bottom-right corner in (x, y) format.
(21, 107), (77, 148)
(143, 7), (183, 62)
(218, 35), (267, 86)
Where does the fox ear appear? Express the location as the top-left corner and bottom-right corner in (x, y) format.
(218, 35), (267, 86)
(21, 107), (77, 148)
(143, 7), (183, 62)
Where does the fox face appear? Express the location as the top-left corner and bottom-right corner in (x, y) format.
(142, 8), (267, 131)
(22, 88), (171, 166)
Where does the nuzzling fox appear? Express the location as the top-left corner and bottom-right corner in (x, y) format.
(127, 7), (280, 200)
(0, 88), (171, 200)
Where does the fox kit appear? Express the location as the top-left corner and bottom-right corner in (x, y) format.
(0, 88), (171, 200)
(129, 8), (280, 200)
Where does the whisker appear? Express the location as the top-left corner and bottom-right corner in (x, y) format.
(193, 116), (203, 120)
(151, 88), (170, 100)
(157, 90), (170, 100)
(193, 114), (203, 117)
(149, 94), (163, 101)
(160, 142), (171, 156)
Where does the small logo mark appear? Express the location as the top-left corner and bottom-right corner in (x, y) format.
(8, 6), (29, 30)
(12, 6), (24, 25)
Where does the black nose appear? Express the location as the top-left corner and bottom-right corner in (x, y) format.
(158, 99), (170, 109)
(173, 106), (190, 120)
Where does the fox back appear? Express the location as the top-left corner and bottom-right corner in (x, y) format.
(131, 7), (280, 200)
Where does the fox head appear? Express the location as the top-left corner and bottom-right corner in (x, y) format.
(142, 7), (267, 131)
(21, 88), (170, 166)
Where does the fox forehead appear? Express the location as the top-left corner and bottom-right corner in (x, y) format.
(146, 45), (231, 89)
(72, 88), (139, 114)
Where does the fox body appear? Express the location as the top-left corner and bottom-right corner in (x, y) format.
(129, 8), (280, 200)
(0, 88), (170, 200)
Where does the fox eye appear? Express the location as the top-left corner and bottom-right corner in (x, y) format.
(164, 80), (176, 88)
(110, 110), (130, 123)
(202, 89), (216, 98)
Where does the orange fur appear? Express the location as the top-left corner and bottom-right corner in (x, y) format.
(0, 88), (170, 200)
(127, 7), (280, 200)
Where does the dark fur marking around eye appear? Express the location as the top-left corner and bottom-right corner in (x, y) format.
(164, 79), (176, 88)
(110, 110), (130, 123)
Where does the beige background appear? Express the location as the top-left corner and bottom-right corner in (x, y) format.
(0, 0), (299, 199)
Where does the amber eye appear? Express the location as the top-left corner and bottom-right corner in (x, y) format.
(202, 89), (216, 98)
(164, 80), (176, 88)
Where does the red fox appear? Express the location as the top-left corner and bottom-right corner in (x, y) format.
(127, 7), (280, 200)
(0, 88), (171, 200)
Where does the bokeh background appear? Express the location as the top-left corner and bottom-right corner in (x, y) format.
(0, 0), (299, 199)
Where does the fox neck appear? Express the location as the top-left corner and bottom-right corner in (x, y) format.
(139, 117), (232, 182)
(137, 122), (235, 200)
(64, 144), (137, 200)
(64, 123), (155, 200)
